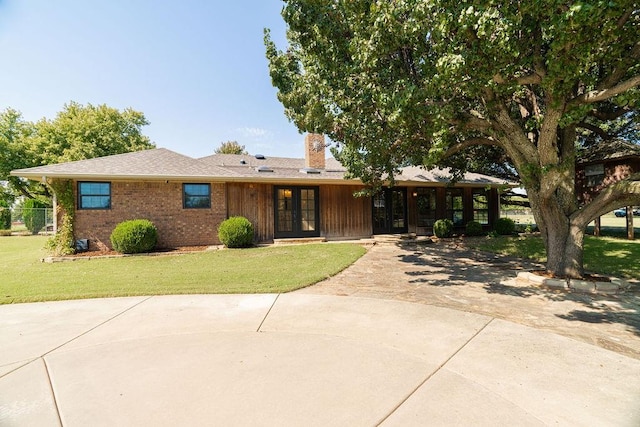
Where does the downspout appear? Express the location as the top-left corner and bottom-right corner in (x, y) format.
(53, 192), (58, 234)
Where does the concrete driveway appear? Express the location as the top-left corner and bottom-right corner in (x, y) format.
(2, 241), (640, 426)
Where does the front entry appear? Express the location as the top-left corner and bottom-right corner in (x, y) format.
(274, 186), (320, 238)
(373, 188), (408, 234)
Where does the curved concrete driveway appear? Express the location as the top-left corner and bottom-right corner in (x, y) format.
(2, 292), (640, 426)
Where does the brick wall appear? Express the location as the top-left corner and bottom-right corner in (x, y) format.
(304, 133), (326, 169)
(73, 180), (226, 250)
(576, 159), (639, 204)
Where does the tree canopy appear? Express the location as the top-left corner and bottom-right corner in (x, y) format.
(1, 102), (154, 201)
(215, 140), (248, 155)
(266, 0), (640, 278)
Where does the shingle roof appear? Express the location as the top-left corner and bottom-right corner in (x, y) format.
(396, 166), (508, 185)
(11, 148), (513, 187)
(577, 140), (640, 164)
(11, 148), (235, 181)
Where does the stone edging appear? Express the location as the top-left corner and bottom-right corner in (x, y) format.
(41, 246), (223, 263)
(516, 271), (629, 294)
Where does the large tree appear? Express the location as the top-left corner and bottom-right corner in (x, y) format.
(1, 102), (155, 198)
(266, 0), (640, 279)
(33, 102), (155, 164)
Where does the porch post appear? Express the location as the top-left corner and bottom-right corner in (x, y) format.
(53, 192), (58, 234)
(627, 206), (634, 240)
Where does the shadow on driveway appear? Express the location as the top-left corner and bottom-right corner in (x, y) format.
(301, 239), (640, 359)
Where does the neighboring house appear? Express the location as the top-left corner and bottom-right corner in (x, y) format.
(575, 139), (640, 239)
(576, 139), (640, 204)
(11, 134), (512, 250)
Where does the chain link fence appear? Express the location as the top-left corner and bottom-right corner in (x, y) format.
(1, 207), (55, 234)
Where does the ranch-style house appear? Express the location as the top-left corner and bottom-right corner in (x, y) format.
(12, 134), (513, 250)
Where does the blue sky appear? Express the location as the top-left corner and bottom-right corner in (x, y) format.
(0, 1), (310, 158)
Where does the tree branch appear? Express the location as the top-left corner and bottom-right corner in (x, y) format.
(573, 174), (640, 226)
(571, 75), (640, 106)
(587, 106), (630, 121)
(441, 137), (500, 159)
(492, 73), (542, 86)
(577, 121), (611, 140)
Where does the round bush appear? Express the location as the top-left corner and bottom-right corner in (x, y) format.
(494, 217), (516, 235)
(433, 218), (454, 238)
(110, 219), (158, 254)
(218, 216), (254, 248)
(465, 220), (484, 236)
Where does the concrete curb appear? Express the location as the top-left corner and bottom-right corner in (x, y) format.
(516, 271), (629, 294)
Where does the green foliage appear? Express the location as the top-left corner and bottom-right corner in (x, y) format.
(494, 217), (516, 236)
(433, 219), (454, 238)
(0, 108), (41, 199)
(110, 219), (158, 254)
(1, 103), (154, 199)
(46, 179), (76, 256)
(215, 140), (248, 155)
(23, 198), (49, 234)
(34, 102), (155, 164)
(218, 216), (254, 248)
(266, 0), (640, 275)
(465, 220), (484, 236)
(0, 200), (11, 230)
(45, 214), (75, 256)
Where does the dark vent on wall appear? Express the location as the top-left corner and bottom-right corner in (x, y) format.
(257, 166), (274, 172)
(240, 159), (247, 164)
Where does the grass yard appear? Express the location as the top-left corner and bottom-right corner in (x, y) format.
(0, 236), (367, 304)
(467, 234), (640, 280)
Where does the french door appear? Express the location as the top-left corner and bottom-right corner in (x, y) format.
(373, 188), (408, 234)
(274, 186), (320, 238)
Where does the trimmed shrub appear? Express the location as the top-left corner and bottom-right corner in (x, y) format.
(494, 217), (516, 235)
(110, 219), (158, 254)
(465, 220), (484, 236)
(433, 218), (454, 238)
(218, 216), (254, 248)
(0, 200), (11, 230)
(23, 198), (49, 234)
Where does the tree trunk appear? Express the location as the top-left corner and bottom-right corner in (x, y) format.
(543, 221), (585, 278)
(528, 189), (585, 279)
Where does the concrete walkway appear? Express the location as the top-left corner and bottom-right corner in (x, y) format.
(301, 240), (640, 359)
(1, 242), (640, 426)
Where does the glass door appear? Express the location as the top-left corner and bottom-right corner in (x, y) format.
(275, 186), (320, 238)
(372, 188), (407, 234)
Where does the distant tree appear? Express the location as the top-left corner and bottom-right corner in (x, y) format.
(215, 140), (248, 155)
(0, 199), (11, 230)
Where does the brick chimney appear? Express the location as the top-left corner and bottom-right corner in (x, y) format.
(304, 133), (326, 169)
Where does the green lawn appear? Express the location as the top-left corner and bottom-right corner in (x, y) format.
(467, 235), (640, 279)
(0, 236), (367, 304)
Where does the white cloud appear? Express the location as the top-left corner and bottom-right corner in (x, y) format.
(236, 127), (270, 139)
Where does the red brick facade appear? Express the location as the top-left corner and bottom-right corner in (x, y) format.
(74, 180), (226, 250)
(575, 159), (640, 204)
(304, 133), (326, 169)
